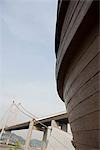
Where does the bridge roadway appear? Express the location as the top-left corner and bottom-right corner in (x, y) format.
(0, 112), (68, 132)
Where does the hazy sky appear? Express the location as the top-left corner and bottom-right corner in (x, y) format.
(0, 0), (66, 124)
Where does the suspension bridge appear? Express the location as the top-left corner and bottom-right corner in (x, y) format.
(0, 101), (74, 150)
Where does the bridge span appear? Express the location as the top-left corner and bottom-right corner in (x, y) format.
(0, 112), (68, 132)
(0, 111), (70, 150)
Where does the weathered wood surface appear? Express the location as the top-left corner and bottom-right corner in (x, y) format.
(55, 0), (99, 149)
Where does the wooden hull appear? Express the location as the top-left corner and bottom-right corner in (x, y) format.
(55, 0), (99, 149)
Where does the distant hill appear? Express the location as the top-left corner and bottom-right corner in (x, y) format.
(30, 139), (42, 148)
(1, 132), (25, 145)
(1, 132), (42, 148)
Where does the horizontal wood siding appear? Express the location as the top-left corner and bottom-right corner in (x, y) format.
(75, 143), (99, 150)
(55, 1), (99, 149)
(74, 130), (100, 148)
(63, 29), (99, 149)
(63, 34), (99, 100)
(65, 53), (100, 105)
(56, 0), (93, 75)
(70, 111), (99, 132)
(68, 91), (100, 123)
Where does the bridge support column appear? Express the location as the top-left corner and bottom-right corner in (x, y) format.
(41, 128), (48, 150)
(25, 120), (34, 150)
(51, 120), (59, 129)
(6, 131), (11, 145)
(0, 128), (5, 140)
(61, 123), (68, 132)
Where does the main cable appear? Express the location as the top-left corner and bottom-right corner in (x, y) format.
(0, 102), (16, 138)
(14, 103), (35, 120)
(0, 102), (15, 126)
(19, 103), (52, 130)
(14, 102), (71, 149)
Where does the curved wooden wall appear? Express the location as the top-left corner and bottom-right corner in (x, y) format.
(55, 0), (99, 149)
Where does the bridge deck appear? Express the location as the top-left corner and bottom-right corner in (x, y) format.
(0, 112), (68, 131)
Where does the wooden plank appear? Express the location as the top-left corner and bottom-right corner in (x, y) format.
(73, 130), (100, 148)
(60, 0), (79, 44)
(56, 1), (99, 101)
(70, 111), (100, 131)
(66, 72), (100, 113)
(75, 142), (99, 150)
(64, 53), (100, 104)
(56, 0), (93, 70)
(57, 0), (85, 59)
(56, 25), (99, 100)
(68, 91), (100, 122)
(63, 35), (99, 97)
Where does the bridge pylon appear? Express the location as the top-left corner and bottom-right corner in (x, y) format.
(25, 119), (35, 150)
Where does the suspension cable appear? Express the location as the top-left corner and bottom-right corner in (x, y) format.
(14, 102), (71, 149)
(0, 103), (15, 126)
(1, 103), (14, 124)
(19, 104), (37, 119)
(0, 102), (15, 138)
(18, 103), (52, 130)
(1, 102), (68, 149)
(14, 103), (35, 120)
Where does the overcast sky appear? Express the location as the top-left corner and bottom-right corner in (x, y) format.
(0, 0), (66, 125)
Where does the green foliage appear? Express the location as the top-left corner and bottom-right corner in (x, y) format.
(9, 148), (13, 150)
(9, 145), (13, 150)
(14, 141), (21, 150)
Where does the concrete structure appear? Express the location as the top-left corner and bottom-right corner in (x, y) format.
(46, 127), (74, 150)
(0, 112), (69, 149)
(0, 112), (68, 132)
(55, 0), (99, 149)
(25, 120), (35, 150)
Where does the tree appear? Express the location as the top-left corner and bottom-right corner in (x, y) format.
(14, 141), (21, 150)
